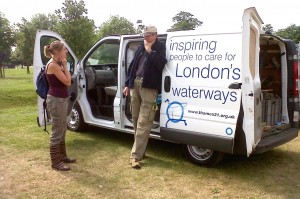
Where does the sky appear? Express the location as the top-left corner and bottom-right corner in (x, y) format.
(1, 0), (300, 33)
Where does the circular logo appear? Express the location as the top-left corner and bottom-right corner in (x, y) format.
(225, 127), (233, 135)
(166, 101), (184, 123)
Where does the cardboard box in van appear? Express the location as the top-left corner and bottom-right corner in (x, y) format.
(33, 7), (299, 166)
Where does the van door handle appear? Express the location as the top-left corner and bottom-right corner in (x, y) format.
(164, 76), (171, 93)
(228, 82), (242, 89)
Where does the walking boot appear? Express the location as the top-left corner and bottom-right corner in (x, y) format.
(50, 144), (70, 171)
(60, 141), (76, 163)
(130, 158), (141, 169)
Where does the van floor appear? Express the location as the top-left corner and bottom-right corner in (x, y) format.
(261, 123), (291, 137)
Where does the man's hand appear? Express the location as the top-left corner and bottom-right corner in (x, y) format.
(144, 40), (154, 53)
(123, 87), (129, 96)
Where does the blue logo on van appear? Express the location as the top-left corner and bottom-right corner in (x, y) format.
(225, 127), (233, 135)
(165, 99), (187, 128)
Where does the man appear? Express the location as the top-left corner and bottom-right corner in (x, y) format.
(123, 25), (167, 169)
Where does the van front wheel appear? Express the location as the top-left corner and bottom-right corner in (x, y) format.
(184, 145), (224, 167)
(67, 103), (85, 132)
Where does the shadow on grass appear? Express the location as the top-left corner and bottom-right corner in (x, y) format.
(66, 126), (300, 197)
(67, 125), (133, 149)
(68, 126), (300, 171)
(67, 125), (185, 171)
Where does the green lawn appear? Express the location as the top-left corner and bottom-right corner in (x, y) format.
(1, 68), (300, 199)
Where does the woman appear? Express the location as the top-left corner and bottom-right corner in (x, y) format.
(44, 40), (76, 171)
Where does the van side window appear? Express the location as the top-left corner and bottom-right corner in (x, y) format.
(84, 40), (120, 89)
(86, 41), (120, 66)
(40, 36), (75, 75)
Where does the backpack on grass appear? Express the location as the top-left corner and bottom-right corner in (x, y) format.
(36, 65), (49, 133)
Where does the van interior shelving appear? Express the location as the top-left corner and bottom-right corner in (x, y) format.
(259, 35), (290, 135)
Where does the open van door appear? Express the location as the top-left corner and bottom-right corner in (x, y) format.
(33, 30), (78, 127)
(241, 7), (263, 155)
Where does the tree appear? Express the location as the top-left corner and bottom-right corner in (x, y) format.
(97, 15), (136, 39)
(15, 14), (57, 73)
(262, 24), (274, 33)
(15, 18), (32, 72)
(0, 12), (15, 78)
(167, 11), (203, 32)
(31, 13), (58, 31)
(276, 24), (300, 42)
(55, 0), (96, 59)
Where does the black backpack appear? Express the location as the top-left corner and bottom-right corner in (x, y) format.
(36, 65), (49, 133)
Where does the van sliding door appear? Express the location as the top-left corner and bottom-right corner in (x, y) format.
(160, 31), (244, 153)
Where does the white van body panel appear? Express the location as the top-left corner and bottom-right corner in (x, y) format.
(160, 32), (242, 139)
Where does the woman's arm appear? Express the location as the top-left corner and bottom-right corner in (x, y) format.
(48, 58), (71, 87)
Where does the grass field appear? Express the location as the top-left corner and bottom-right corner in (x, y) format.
(1, 68), (300, 199)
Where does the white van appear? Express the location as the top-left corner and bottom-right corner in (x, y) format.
(33, 7), (299, 166)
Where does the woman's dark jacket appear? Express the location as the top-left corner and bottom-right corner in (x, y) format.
(125, 39), (167, 91)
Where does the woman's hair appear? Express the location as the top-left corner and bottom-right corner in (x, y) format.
(43, 40), (64, 58)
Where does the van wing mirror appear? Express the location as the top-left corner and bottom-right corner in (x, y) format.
(228, 82), (242, 89)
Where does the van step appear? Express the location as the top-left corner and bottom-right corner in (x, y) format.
(255, 127), (298, 154)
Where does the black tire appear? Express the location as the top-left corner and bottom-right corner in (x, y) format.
(67, 103), (85, 132)
(184, 145), (224, 167)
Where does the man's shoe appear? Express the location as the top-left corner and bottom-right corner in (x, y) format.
(130, 159), (141, 169)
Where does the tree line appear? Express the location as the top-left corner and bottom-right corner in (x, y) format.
(0, 0), (299, 77)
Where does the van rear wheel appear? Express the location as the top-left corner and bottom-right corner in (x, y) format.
(67, 103), (85, 132)
(184, 145), (224, 167)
